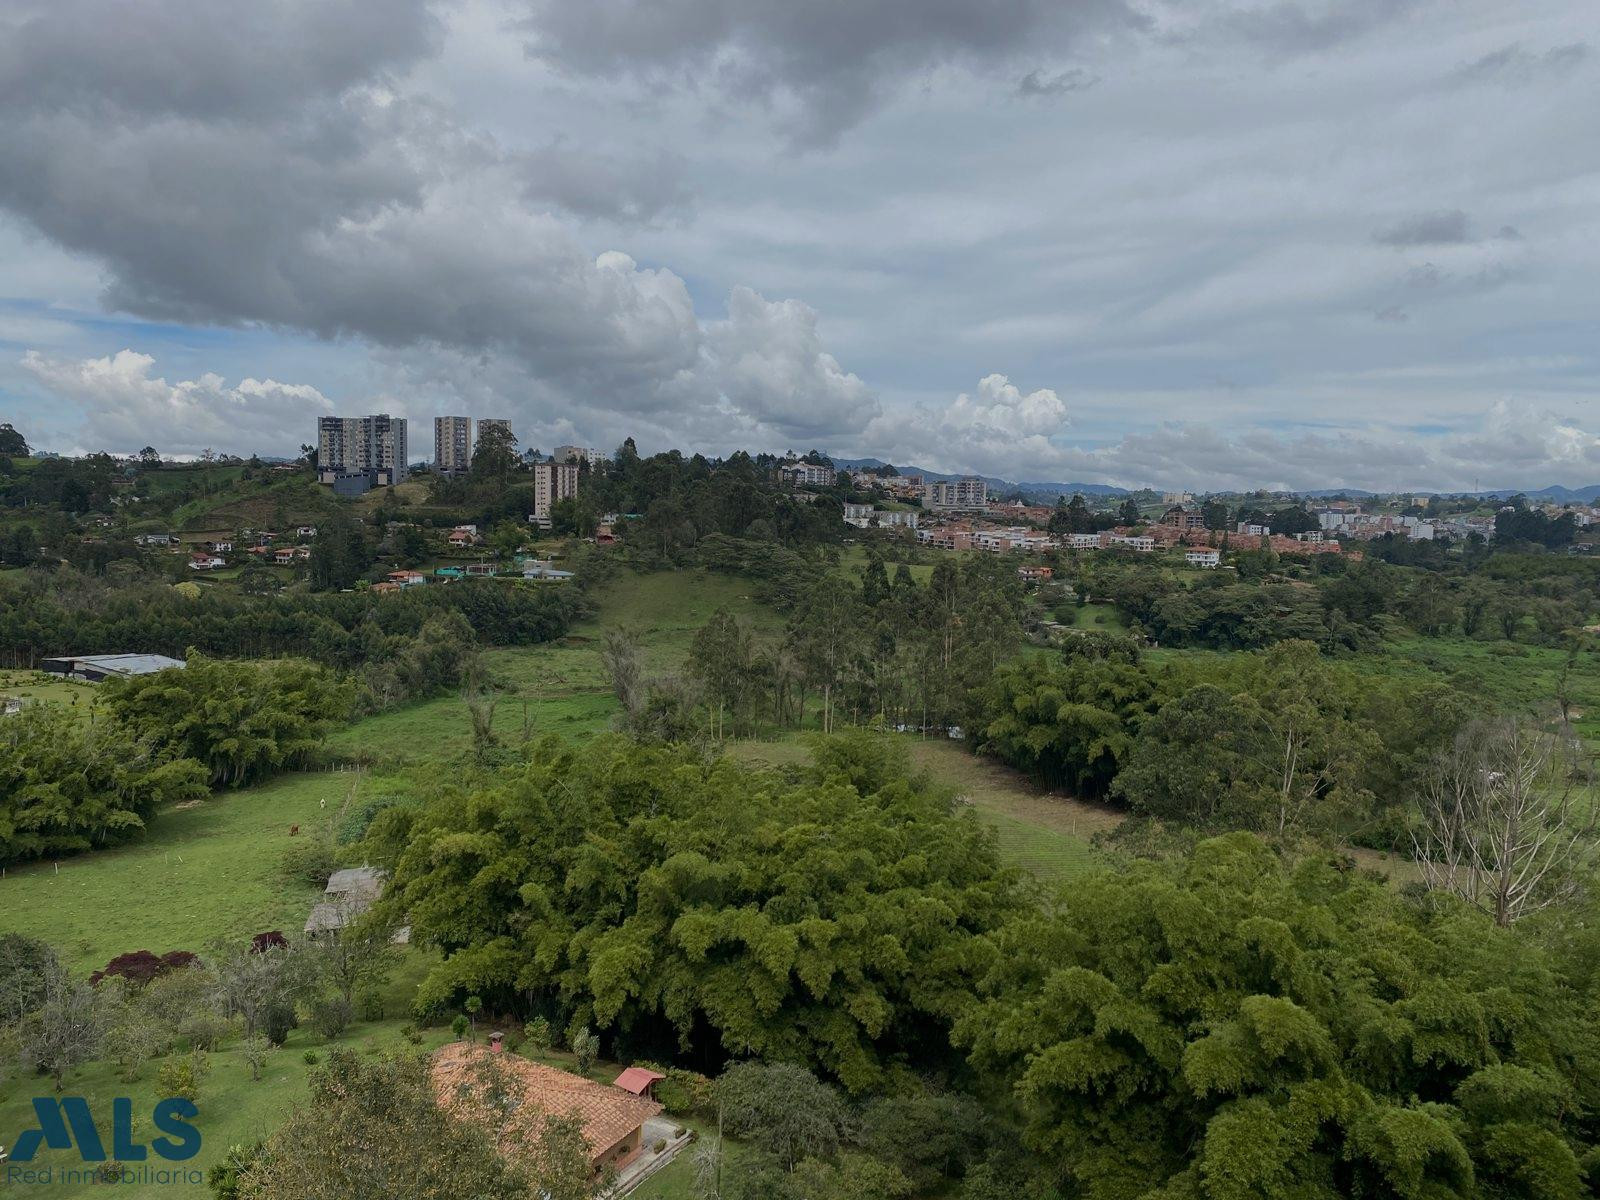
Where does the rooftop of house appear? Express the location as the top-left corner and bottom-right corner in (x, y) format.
(326, 866), (385, 898)
(431, 1043), (662, 1162)
(41, 653), (187, 676)
(613, 1067), (666, 1096)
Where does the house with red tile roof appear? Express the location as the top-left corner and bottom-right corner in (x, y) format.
(430, 1043), (662, 1178)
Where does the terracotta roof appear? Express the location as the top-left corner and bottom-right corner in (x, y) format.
(613, 1067), (666, 1095)
(431, 1043), (661, 1161)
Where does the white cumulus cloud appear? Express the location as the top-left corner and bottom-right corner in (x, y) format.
(21, 349), (336, 456)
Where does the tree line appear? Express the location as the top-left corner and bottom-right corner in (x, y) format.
(600, 554), (1027, 742)
(0, 655), (349, 863)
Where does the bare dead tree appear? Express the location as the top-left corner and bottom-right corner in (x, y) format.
(600, 627), (644, 720)
(1412, 715), (1598, 926)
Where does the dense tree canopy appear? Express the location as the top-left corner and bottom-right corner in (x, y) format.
(104, 654), (352, 788)
(370, 733), (1018, 1090)
(957, 834), (1600, 1200)
(0, 704), (208, 862)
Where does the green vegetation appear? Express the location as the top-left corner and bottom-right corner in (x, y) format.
(9, 425), (1600, 1199)
(0, 772), (399, 972)
(371, 733), (1015, 1093)
(960, 833), (1600, 1198)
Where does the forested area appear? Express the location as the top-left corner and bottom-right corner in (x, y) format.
(346, 730), (1600, 1199)
(603, 554), (1028, 741)
(0, 569), (581, 666)
(0, 656), (348, 862)
(1081, 551), (1599, 652)
(8, 424), (1600, 1197)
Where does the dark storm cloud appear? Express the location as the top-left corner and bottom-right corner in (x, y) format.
(1454, 41), (1590, 85)
(0, 0), (836, 429)
(0, 0), (442, 119)
(515, 0), (1142, 141)
(1374, 210), (1473, 246)
(1017, 67), (1100, 97)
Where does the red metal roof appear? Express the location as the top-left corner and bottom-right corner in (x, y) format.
(612, 1066), (666, 1095)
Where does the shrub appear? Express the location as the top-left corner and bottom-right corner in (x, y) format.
(655, 1067), (715, 1117)
(451, 1015), (469, 1040)
(571, 1026), (599, 1076)
(262, 1001), (298, 1046)
(177, 1009), (231, 1052)
(280, 839), (339, 889)
(523, 1015), (551, 1054)
(88, 949), (198, 989)
(158, 1051), (207, 1103)
(303, 1050), (320, 1065)
(652, 1139), (667, 1154)
(309, 995), (353, 1040)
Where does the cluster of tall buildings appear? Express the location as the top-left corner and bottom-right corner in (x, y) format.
(433, 415), (513, 474)
(316, 412), (595, 520)
(317, 414), (407, 493)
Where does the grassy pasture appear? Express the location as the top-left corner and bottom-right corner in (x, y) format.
(325, 569), (784, 764)
(0, 771), (402, 974)
(0, 669), (99, 715)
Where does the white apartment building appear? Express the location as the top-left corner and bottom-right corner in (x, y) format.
(1108, 534), (1155, 552)
(554, 445), (605, 467)
(777, 460), (836, 488)
(435, 416), (473, 473)
(973, 528), (1054, 554)
(923, 476), (987, 511)
(317, 414), (407, 485)
(1185, 548), (1222, 568)
(532, 460), (580, 519)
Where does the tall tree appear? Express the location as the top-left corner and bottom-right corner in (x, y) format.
(1413, 715), (1598, 926)
(473, 424), (520, 480)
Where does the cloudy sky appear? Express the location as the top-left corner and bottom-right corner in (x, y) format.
(1, 0), (1598, 491)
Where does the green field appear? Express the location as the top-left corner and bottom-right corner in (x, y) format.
(0, 771), (403, 973)
(325, 569), (783, 764)
(1059, 602), (1128, 631)
(1375, 635), (1600, 748)
(0, 669), (101, 716)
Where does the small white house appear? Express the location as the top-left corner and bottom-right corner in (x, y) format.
(1184, 548), (1221, 568)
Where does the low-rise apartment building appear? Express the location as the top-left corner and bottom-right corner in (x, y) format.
(923, 476), (987, 511)
(776, 460), (836, 488)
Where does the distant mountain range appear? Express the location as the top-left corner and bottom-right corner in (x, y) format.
(1300, 485), (1600, 503)
(832, 458), (1128, 499)
(834, 461), (1600, 505)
